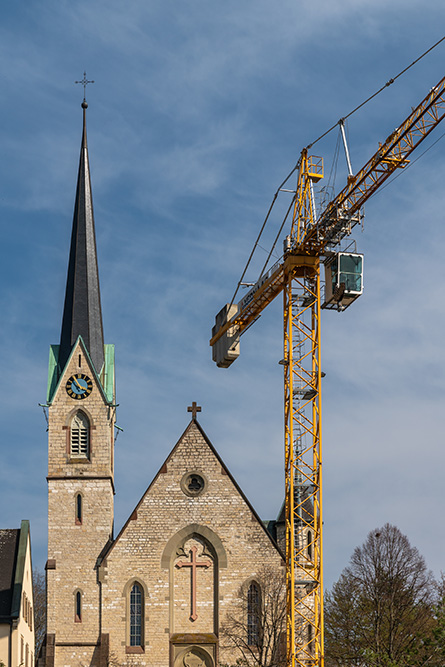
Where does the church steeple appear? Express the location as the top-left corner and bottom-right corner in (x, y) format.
(58, 101), (105, 376)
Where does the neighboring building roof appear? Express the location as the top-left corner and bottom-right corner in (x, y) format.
(58, 101), (105, 377)
(0, 529), (19, 620)
(0, 521), (30, 622)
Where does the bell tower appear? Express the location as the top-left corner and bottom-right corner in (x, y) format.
(44, 99), (115, 667)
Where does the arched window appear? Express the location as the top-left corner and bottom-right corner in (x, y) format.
(75, 494), (82, 525)
(75, 591), (82, 623)
(71, 412), (89, 458)
(247, 581), (261, 647)
(307, 530), (313, 560)
(129, 583), (144, 648)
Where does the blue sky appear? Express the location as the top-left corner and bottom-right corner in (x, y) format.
(1, 1), (445, 589)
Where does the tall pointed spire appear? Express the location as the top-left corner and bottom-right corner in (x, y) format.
(58, 100), (105, 376)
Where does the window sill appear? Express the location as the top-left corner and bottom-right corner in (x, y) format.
(126, 646), (144, 654)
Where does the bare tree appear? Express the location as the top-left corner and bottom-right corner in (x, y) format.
(33, 570), (46, 657)
(325, 524), (437, 667)
(220, 564), (286, 667)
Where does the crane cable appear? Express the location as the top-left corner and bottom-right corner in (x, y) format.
(230, 34), (445, 308)
(229, 160), (301, 308)
(307, 34), (445, 149)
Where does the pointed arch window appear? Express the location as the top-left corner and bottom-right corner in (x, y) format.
(71, 412), (90, 458)
(129, 583), (144, 649)
(247, 581), (261, 647)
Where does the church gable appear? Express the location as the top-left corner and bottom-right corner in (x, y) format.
(104, 419), (280, 562)
(99, 419), (283, 666)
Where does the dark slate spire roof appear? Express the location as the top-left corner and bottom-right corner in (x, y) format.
(59, 101), (104, 376)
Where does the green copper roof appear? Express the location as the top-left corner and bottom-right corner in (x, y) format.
(47, 338), (114, 404)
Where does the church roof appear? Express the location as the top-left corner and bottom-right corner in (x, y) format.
(58, 101), (104, 377)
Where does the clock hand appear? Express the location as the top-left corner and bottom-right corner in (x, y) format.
(73, 378), (84, 390)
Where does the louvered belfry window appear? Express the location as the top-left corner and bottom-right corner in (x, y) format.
(71, 412), (89, 458)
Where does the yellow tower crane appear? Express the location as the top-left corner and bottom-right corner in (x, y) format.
(210, 74), (445, 667)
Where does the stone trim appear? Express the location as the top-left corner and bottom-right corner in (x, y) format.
(121, 577), (149, 599)
(161, 524), (227, 569)
(170, 637), (217, 667)
(99, 633), (110, 667)
(46, 475), (116, 494)
(45, 634), (55, 667)
(55, 642), (98, 647)
(180, 472), (208, 498)
(170, 633), (218, 643)
(63, 405), (95, 427)
(122, 579), (147, 651)
(126, 646), (144, 654)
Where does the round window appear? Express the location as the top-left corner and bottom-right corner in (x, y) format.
(180, 472), (207, 497)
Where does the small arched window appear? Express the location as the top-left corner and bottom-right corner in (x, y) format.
(71, 412), (90, 458)
(75, 591), (82, 623)
(75, 494), (82, 525)
(129, 583), (144, 648)
(247, 581), (261, 647)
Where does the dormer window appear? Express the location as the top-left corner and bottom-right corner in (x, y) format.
(70, 412), (90, 458)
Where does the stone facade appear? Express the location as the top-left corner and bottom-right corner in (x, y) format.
(99, 421), (283, 667)
(45, 339), (115, 666)
(45, 348), (284, 667)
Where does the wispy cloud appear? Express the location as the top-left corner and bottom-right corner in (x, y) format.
(1, 1), (445, 588)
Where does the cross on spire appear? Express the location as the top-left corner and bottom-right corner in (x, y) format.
(187, 402), (202, 420)
(75, 71), (95, 102)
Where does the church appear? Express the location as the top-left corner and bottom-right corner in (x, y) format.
(39, 99), (286, 667)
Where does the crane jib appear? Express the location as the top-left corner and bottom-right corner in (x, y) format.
(305, 77), (445, 252)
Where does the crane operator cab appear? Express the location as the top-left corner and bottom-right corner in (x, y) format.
(322, 251), (364, 311)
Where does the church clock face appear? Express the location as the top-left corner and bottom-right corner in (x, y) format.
(66, 373), (93, 400)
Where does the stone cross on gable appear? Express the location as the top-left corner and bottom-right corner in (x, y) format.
(187, 402), (202, 420)
(176, 546), (211, 621)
